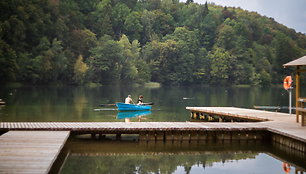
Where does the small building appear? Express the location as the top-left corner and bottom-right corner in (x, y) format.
(283, 55), (306, 126)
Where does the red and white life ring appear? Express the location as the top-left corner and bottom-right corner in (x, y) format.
(282, 162), (291, 173)
(283, 76), (293, 90)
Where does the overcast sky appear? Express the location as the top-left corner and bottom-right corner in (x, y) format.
(188, 0), (306, 34)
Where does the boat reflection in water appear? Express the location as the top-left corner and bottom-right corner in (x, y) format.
(117, 110), (152, 122)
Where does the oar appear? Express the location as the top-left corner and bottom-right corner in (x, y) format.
(142, 102), (154, 105)
(99, 103), (116, 107)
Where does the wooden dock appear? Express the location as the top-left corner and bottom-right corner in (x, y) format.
(0, 107), (306, 173)
(186, 107), (306, 142)
(0, 131), (69, 174)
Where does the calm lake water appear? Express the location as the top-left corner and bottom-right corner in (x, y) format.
(56, 137), (306, 174)
(0, 85), (300, 122)
(1, 85), (305, 173)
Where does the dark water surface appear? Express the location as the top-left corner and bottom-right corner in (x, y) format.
(56, 136), (306, 174)
(0, 85), (297, 122)
(1, 85), (305, 173)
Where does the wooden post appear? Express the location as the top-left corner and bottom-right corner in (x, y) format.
(190, 131), (198, 141)
(296, 66), (300, 123)
(147, 131), (156, 141)
(139, 132), (148, 141)
(181, 131), (190, 141)
(198, 131), (207, 141)
(116, 134), (121, 140)
(165, 131), (173, 141)
(155, 131), (165, 141)
(173, 131), (182, 141)
(91, 133), (96, 139)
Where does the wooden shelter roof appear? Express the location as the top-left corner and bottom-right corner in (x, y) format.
(283, 55), (306, 67)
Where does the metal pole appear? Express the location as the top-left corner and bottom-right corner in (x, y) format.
(289, 88), (292, 115)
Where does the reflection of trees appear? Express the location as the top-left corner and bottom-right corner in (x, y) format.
(59, 139), (259, 174)
(73, 87), (88, 119)
(60, 152), (257, 174)
(57, 138), (306, 174)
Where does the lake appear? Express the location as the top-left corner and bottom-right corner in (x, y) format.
(0, 85), (298, 122)
(56, 136), (306, 174)
(1, 85), (305, 173)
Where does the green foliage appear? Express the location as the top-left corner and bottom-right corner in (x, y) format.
(73, 55), (88, 84)
(112, 3), (131, 38)
(69, 29), (97, 58)
(124, 12), (143, 41)
(0, 40), (18, 82)
(0, 0), (305, 86)
(91, 0), (114, 37)
(88, 35), (123, 83)
(209, 48), (236, 84)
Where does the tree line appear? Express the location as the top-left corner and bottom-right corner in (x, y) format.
(1, 0), (305, 86)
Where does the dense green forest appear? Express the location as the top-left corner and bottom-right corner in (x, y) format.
(1, 0), (305, 86)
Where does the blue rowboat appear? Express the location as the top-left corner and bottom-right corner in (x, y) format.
(117, 110), (152, 119)
(116, 103), (151, 111)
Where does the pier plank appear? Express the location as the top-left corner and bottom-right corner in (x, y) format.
(0, 131), (69, 174)
(186, 107), (306, 143)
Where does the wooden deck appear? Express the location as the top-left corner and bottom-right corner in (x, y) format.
(187, 107), (306, 141)
(0, 131), (69, 174)
(0, 107), (306, 173)
(0, 121), (267, 131)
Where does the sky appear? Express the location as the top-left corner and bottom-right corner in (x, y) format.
(189, 0), (306, 34)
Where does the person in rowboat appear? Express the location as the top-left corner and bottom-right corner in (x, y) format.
(125, 95), (135, 104)
(137, 95), (144, 105)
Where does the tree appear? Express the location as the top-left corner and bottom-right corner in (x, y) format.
(69, 29), (97, 58)
(193, 47), (210, 83)
(141, 10), (156, 43)
(221, 6), (235, 20)
(1, 0), (306, 86)
(185, 0), (194, 5)
(196, 1), (209, 26)
(157, 39), (197, 85)
(215, 22), (236, 50)
(145, 0), (161, 10)
(25, 37), (68, 84)
(142, 40), (162, 82)
(178, 3), (198, 29)
(112, 3), (131, 38)
(118, 34), (138, 81)
(131, 40), (150, 83)
(124, 12), (143, 41)
(73, 55), (88, 84)
(164, 27), (199, 54)
(152, 10), (175, 37)
(91, 0), (114, 37)
(88, 35), (123, 83)
(273, 32), (302, 77)
(0, 40), (18, 82)
(209, 48), (236, 84)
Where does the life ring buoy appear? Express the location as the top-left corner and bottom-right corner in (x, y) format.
(282, 162), (291, 173)
(283, 76), (293, 90)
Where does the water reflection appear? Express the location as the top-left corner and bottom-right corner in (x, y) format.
(117, 111), (152, 119)
(0, 85), (306, 122)
(55, 138), (306, 174)
(117, 111), (152, 122)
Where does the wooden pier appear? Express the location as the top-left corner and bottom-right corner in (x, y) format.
(186, 107), (306, 151)
(0, 107), (306, 173)
(0, 131), (69, 174)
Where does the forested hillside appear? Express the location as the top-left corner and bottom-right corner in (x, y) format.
(1, 0), (305, 86)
